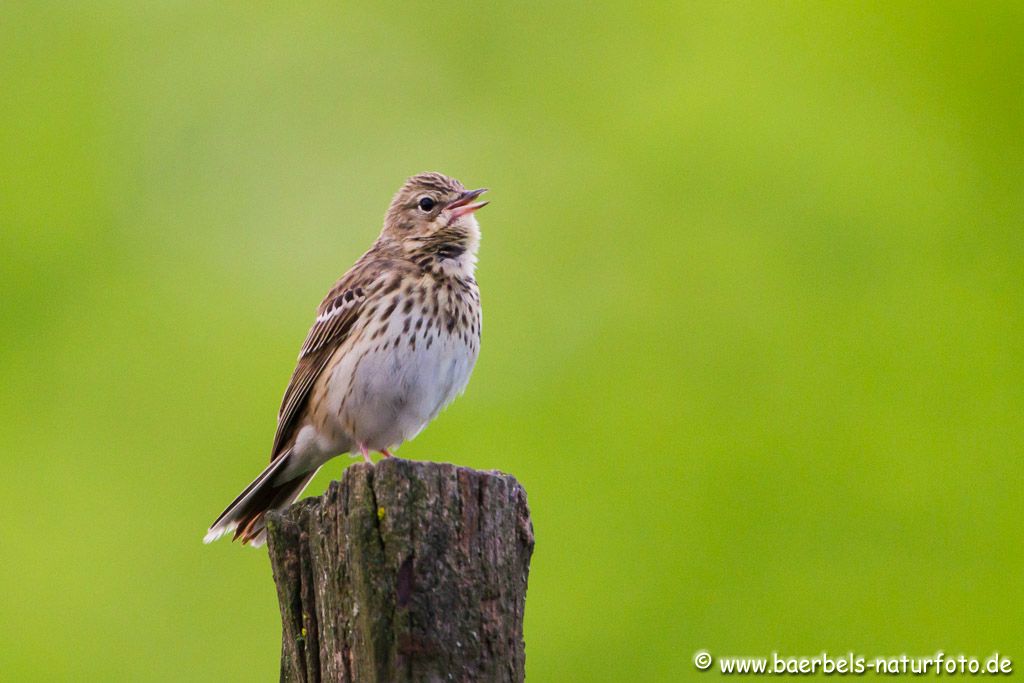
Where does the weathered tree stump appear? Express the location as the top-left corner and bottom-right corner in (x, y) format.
(266, 458), (534, 683)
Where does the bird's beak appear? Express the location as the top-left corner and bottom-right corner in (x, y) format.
(445, 188), (489, 219)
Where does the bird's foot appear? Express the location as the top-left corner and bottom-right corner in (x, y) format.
(358, 443), (373, 465)
(381, 448), (395, 458)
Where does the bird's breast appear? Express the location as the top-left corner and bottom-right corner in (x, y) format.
(323, 282), (481, 448)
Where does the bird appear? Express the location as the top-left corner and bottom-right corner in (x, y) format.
(205, 172), (487, 546)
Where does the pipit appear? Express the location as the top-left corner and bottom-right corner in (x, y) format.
(205, 172), (487, 546)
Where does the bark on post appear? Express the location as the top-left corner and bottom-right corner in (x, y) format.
(266, 458), (535, 683)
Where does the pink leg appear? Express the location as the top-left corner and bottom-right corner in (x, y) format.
(358, 443), (373, 465)
(381, 449), (395, 458)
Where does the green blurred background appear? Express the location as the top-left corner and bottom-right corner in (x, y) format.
(2, 2), (1022, 680)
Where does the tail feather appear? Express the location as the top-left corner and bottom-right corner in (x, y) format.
(205, 449), (319, 547)
(231, 470), (317, 546)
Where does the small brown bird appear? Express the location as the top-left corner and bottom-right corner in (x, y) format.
(205, 172), (487, 546)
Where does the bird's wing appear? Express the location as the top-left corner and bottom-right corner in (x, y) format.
(268, 279), (369, 459)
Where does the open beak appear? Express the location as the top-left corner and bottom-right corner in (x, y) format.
(445, 188), (489, 220)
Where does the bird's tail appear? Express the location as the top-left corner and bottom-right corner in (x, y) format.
(204, 449), (319, 547)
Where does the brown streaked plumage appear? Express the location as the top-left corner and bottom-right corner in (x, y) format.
(205, 172), (487, 546)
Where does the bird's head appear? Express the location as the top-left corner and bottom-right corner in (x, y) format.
(381, 172), (488, 267)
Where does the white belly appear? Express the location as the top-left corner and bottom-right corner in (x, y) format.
(324, 316), (479, 452)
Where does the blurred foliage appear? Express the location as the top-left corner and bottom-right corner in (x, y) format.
(2, 2), (1022, 680)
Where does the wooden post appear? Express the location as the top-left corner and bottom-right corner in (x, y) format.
(266, 458), (535, 683)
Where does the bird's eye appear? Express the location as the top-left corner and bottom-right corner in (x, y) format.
(418, 197), (436, 212)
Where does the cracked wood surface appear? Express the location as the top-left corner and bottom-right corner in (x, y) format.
(266, 458), (534, 683)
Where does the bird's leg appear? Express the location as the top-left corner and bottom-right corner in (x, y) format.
(358, 443), (373, 465)
(381, 448), (395, 458)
